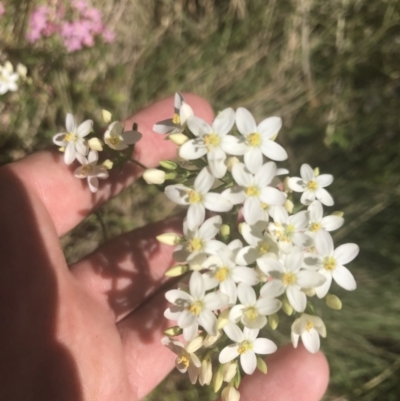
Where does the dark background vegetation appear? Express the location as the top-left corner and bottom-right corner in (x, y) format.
(1, 0), (400, 400)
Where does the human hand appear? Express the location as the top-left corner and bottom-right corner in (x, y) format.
(0, 94), (329, 400)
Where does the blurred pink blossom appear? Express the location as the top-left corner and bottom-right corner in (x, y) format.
(0, 2), (5, 17)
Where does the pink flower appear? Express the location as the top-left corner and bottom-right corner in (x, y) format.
(71, 0), (88, 12)
(0, 2), (5, 17)
(102, 28), (115, 43)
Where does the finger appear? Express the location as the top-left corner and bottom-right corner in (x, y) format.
(4, 94), (213, 236)
(70, 215), (182, 322)
(116, 289), (329, 401)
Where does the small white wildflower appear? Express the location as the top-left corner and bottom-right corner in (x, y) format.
(104, 121), (142, 150)
(219, 322), (277, 375)
(0, 61), (19, 95)
(307, 200), (344, 236)
(53, 113), (93, 165)
(291, 313), (327, 354)
(289, 164), (334, 206)
(74, 150), (109, 193)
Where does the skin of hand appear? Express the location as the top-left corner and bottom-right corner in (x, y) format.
(0, 94), (329, 401)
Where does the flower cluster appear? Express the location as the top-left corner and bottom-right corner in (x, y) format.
(52, 110), (142, 192)
(147, 93), (359, 400)
(27, 0), (115, 52)
(0, 61), (27, 96)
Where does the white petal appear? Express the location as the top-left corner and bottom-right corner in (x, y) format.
(297, 270), (326, 289)
(332, 265), (356, 291)
(285, 252), (304, 272)
(187, 115), (211, 137)
(221, 135), (247, 155)
(300, 164), (314, 181)
(288, 177), (306, 193)
(260, 187), (286, 206)
(64, 143), (76, 165)
(66, 113), (76, 133)
(257, 258), (284, 275)
(220, 279), (237, 304)
(179, 139), (208, 160)
(315, 188), (334, 206)
(301, 329), (320, 354)
(174, 92), (183, 109)
(253, 338), (277, 354)
(322, 215), (344, 231)
(260, 140), (288, 161)
(236, 107), (257, 135)
(229, 305), (245, 322)
(237, 283), (256, 306)
(232, 163), (253, 187)
(308, 200), (323, 221)
(87, 149), (98, 163)
(204, 292), (228, 311)
(334, 243), (359, 265)
(236, 246), (259, 265)
(199, 215), (222, 240)
(289, 210), (309, 230)
(153, 120), (175, 134)
(180, 102), (194, 124)
(208, 151), (227, 179)
(164, 185), (190, 205)
(190, 271), (205, 299)
(257, 117), (282, 138)
(183, 323), (199, 341)
(291, 332), (300, 348)
(165, 289), (192, 304)
(254, 162), (276, 187)
(240, 351), (257, 375)
(292, 233), (314, 249)
(219, 345), (240, 364)
(213, 107), (235, 136)
(53, 133), (67, 146)
(315, 230), (334, 256)
(315, 270), (332, 298)
(221, 188), (246, 205)
(194, 167), (214, 194)
(243, 197), (262, 225)
(198, 309), (218, 335)
(231, 267), (258, 286)
(187, 204), (205, 231)
(301, 190), (316, 205)
(122, 130), (142, 144)
(316, 174), (333, 188)
(224, 322), (244, 343)
(256, 297), (281, 315)
(260, 280), (285, 298)
(286, 286), (306, 312)
(77, 120), (93, 137)
(244, 147), (263, 174)
(242, 314), (266, 329)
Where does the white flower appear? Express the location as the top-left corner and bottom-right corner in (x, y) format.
(153, 92), (194, 134)
(104, 121), (142, 150)
(268, 208), (313, 253)
(165, 167), (233, 230)
(291, 314), (326, 354)
(222, 162), (286, 225)
(222, 386), (240, 401)
(307, 200), (344, 236)
(229, 283), (281, 329)
(288, 164), (334, 206)
(74, 150), (109, 193)
(179, 108), (246, 178)
(161, 336), (202, 384)
(53, 113), (93, 165)
(173, 215), (225, 264)
(202, 240), (259, 304)
(143, 168), (166, 184)
(235, 107), (288, 174)
(236, 221), (279, 265)
(165, 271), (228, 341)
(219, 322), (277, 375)
(0, 61), (19, 95)
(313, 230), (358, 298)
(258, 252), (326, 313)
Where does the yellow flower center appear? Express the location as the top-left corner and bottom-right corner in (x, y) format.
(204, 133), (220, 149)
(282, 272), (296, 286)
(176, 354), (190, 369)
(309, 222), (322, 232)
(257, 242), (270, 255)
(172, 113), (181, 124)
(214, 267), (230, 282)
(261, 202), (269, 210)
(323, 256), (336, 271)
(245, 185), (260, 197)
(247, 132), (262, 147)
(107, 136), (121, 146)
(187, 301), (203, 316)
(305, 321), (314, 332)
(238, 340), (253, 354)
(64, 132), (78, 142)
(244, 306), (259, 321)
(307, 180), (318, 191)
(187, 190), (203, 204)
(81, 165), (94, 175)
(186, 237), (203, 253)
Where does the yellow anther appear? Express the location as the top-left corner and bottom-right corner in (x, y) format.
(187, 190), (202, 204)
(204, 133), (220, 149)
(245, 185), (260, 197)
(177, 354), (190, 369)
(305, 321), (314, 332)
(238, 340), (253, 354)
(244, 307), (259, 321)
(64, 132), (77, 142)
(282, 272), (296, 286)
(309, 222), (322, 232)
(323, 256), (336, 271)
(188, 301), (203, 316)
(307, 180), (318, 191)
(81, 165), (93, 175)
(172, 113), (181, 124)
(186, 237), (203, 253)
(247, 132), (261, 147)
(258, 242), (270, 255)
(214, 267), (229, 282)
(261, 202), (270, 210)
(107, 136), (121, 146)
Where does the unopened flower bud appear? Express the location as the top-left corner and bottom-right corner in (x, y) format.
(225, 156), (240, 172)
(165, 265), (188, 277)
(283, 177), (292, 193)
(169, 133), (189, 145)
(199, 359), (212, 386)
(164, 326), (182, 336)
(313, 167), (320, 176)
(332, 211), (344, 217)
(88, 137), (104, 151)
(156, 233), (181, 245)
(159, 160), (178, 170)
(222, 361), (237, 382)
(221, 385), (240, 401)
(143, 168), (166, 184)
(17, 63), (27, 78)
(219, 224), (230, 242)
(213, 365), (224, 392)
(282, 297), (294, 315)
(217, 309), (230, 330)
(256, 356), (267, 374)
(284, 199), (294, 213)
(326, 294), (342, 310)
(304, 288), (316, 297)
(102, 159), (113, 170)
(268, 313), (279, 330)
(102, 109), (112, 123)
